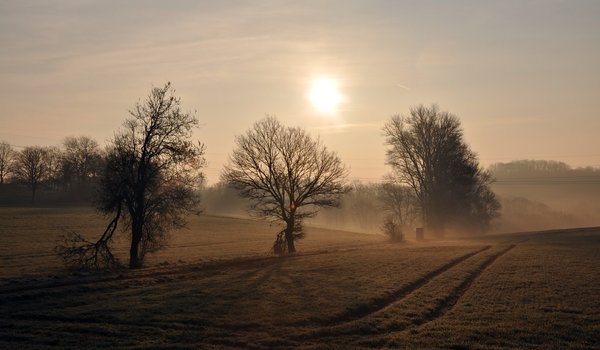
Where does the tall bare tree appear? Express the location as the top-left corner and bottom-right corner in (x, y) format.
(57, 83), (206, 269)
(383, 104), (499, 236)
(223, 117), (348, 254)
(0, 141), (15, 185)
(13, 146), (50, 204)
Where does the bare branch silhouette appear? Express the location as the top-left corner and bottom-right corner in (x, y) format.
(56, 83), (206, 269)
(223, 116), (349, 254)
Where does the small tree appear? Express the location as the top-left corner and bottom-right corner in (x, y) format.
(383, 104), (499, 236)
(13, 146), (50, 204)
(380, 180), (418, 241)
(57, 83), (205, 269)
(0, 141), (15, 184)
(223, 117), (348, 254)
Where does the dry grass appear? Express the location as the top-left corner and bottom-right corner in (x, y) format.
(0, 207), (384, 278)
(392, 234), (600, 349)
(0, 207), (599, 349)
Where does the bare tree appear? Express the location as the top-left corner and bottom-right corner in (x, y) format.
(13, 146), (50, 204)
(380, 179), (418, 240)
(223, 117), (348, 254)
(383, 104), (499, 236)
(0, 141), (15, 184)
(57, 83), (206, 269)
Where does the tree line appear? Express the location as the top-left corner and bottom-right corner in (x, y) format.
(0, 136), (103, 204)
(489, 159), (600, 180)
(1, 83), (501, 269)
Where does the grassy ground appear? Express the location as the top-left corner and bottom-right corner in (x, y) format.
(0, 208), (599, 349)
(0, 207), (383, 279)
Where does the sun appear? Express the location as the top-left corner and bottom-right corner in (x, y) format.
(307, 77), (345, 115)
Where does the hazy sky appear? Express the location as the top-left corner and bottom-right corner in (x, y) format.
(1, 0), (599, 184)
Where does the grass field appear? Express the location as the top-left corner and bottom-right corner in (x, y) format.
(0, 208), (383, 279)
(1, 208), (599, 349)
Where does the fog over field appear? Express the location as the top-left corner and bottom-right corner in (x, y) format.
(201, 159), (600, 236)
(1, 1), (599, 349)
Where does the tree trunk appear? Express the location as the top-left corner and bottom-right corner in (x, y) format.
(129, 220), (143, 268)
(285, 217), (296, 253)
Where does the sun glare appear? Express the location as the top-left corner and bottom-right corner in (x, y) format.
(307, 78), (345, 115)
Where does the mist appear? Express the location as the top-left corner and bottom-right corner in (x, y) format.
(200, 159), (600, 237)
(490, 160), (600, 232)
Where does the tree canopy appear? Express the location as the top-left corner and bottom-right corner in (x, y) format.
(223, 116), (348, 253)
(58, 83), (205, 269)
(383, 104), (500, 236)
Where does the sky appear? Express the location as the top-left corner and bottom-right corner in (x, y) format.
(1, 0), (599, 184)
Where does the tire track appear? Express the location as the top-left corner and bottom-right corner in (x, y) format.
(411, 243), (516, 328)
(298, 245), (491, 327)
(348, 243), (520, 350)
(300, 244), (517, 348)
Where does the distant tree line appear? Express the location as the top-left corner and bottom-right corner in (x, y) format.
(489, 159), (600, 179)
(0, 137), (104, 205)
(489, 159), (600, 232)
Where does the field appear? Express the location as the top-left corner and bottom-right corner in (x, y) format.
(0, 208), (383, 279)
(1, 208), (599, 349)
